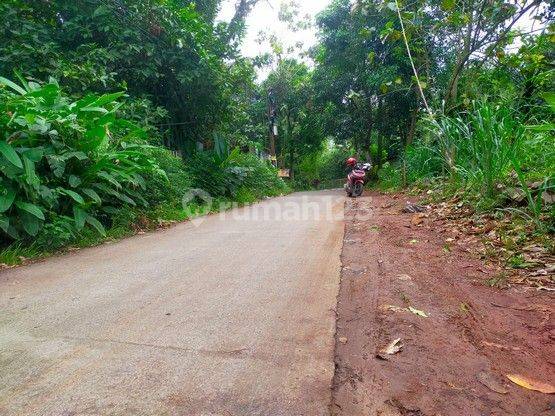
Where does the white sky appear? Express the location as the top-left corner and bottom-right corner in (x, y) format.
(217, 0), (332, 77)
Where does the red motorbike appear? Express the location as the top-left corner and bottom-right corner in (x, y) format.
(345, 162), (372, 197)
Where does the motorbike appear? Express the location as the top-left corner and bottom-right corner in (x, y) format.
(345, 162), (372, 197)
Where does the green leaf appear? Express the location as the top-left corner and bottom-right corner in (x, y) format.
(0, 141), (23, 168)
(23, 156), (39, 188)
(60, 189), (85, 204)
(80, 107), (109, 114)
(98, 171), (122, 189)
(541, 92), (555, 113)
(82, 125), (108, 151)
(0, 215), (9, 233)
(526, 123), (554, 132)
(22, 148), (44, 162)
(73, 206), (87, 230)
(88, 92), (125, 108)
(6, 224), (19, 239)
(92, 4), (110, 18)
(14, 70), (30, 92)
(86, 215), (106, 236)
(0, 189), (16, 212)
(82, 188), (102, 204)
(441, 0), (456, 11)
(66, 151), (88, 161)
(69, 175), (82, 188)
(0, 76), (26, 95)
(21, 213), (42, 236)
(15, 201), (45, 220)
(115, 191), (136, 206)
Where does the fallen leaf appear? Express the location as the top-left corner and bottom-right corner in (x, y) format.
(380, 304), (405, 313)
(542, 191), (555, 204)
(408, 306), (429, 318)
(338, 337), (348, 344)
(481, 341), (521, 351)
(477, 371), (508, 394)
(445, 381), (464, 390)
(523, 245), (547, 253)
(411, 213), (425, 226)
(409, 239), (419, 244)
(396, 273), (412, 281)
(506, 374), (555, 394)
(376, 338), (403, 360)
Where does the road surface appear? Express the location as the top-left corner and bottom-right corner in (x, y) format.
(0, 191), (344, 416)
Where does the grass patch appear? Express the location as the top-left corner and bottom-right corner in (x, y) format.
(0, 244), (41, 266)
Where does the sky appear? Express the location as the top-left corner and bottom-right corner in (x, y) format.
(217, 0), (332, 77)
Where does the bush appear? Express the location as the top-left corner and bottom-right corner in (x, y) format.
(396, 98), (553, 227)
(376, 161), (403, 191)
(185, 151), (229, 197)
(186, 148), (287, 199)
(225, 151), (288, 198)
(406, 100), (525, 196)
(0, 76), (163, 243)
(143, 147), (192, 206)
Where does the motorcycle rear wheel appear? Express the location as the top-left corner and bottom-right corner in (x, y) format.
(353, 182), (363, 197)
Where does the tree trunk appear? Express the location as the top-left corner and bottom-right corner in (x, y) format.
(406, 109), (417, 147)
(375, 98), (383, 167)
(287, 109), (294, 179)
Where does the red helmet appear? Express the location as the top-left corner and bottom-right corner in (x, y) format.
(347, 157), (357, 166)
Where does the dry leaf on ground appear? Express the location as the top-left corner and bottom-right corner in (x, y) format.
(380, 304), (406, 313)
(506, 374), (555, 394)
(396, 273), (412, 281)
(408, 306), (429, 318)
(376, 338), (403, 360)
(477, 371), (508, 394)
(411, 213), (426, 226)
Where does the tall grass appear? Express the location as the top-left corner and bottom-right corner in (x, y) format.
(419, 101), (524, 197)
(402, 99), (553, 228)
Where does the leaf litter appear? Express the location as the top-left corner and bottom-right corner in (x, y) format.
(506, 374), (555, 394)
(376, 338), (403, 360)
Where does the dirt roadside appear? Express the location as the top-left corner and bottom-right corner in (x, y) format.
(331, 192), (554, 415)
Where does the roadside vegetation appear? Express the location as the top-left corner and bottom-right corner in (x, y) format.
(1, 0), (553, 273)
(0, 0), (289, 264)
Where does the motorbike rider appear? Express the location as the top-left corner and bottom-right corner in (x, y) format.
(346, 157), (358, 173)
(346, 157), (372, 172)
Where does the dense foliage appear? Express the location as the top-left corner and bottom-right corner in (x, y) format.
(1, 0), (553, 259)
(0, 77), (162, 240)
(0, 0), (288, 256)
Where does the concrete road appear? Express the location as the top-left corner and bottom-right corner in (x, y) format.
(0, 190), (344, 416)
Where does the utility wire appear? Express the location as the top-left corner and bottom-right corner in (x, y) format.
(394, 0), (432, 115)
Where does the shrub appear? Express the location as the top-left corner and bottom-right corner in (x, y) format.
(143, 147), (192, 205)
(185, 151), (229, 197)
(407, 100), (525, 196)
(225, 151), (288, 198)
(0, 75), (163, 243)
(186, 148), (287, 199)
